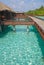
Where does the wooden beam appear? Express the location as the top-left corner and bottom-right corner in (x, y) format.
(3, 21), (34, 25)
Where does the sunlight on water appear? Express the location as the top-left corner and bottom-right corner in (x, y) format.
(0, 25), (44, 65)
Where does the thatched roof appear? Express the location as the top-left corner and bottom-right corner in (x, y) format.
(0, 2), (15, 13)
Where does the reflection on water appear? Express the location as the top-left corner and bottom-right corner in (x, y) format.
(35, 16), (44, 20)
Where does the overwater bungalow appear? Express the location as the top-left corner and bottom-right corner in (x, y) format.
(0, 2), (16, 31)
(0, 2), (16, 21)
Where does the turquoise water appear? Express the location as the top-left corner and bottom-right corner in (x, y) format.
(35, 16), (44, 20)
(0, 25), (44, 65)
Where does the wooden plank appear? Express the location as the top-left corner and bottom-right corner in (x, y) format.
(29, 16), (44, 31)
(35, 23), (44, 39)
(3, 21), (34, 25)
(29, 16), (44, 40)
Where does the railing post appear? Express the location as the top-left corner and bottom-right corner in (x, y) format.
(27, 25), (29, 32)
(0, 25), (2, 32)
(13, 25), (16, 31)
(0, 20), (4, 32)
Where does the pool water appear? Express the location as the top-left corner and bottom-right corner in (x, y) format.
(0, 25), (44, 65)
(35, 16), (44, 20)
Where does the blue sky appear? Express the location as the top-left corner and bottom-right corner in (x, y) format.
(0, 0), (44, 12)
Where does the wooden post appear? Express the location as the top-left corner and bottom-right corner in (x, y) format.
(0, 25), (4, 32)
(0, 20), (2, 32)
(13, 25), (16, 31)
(0, 25), (2, 32)
(27, 25), (29, 32)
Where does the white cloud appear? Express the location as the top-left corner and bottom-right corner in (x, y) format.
(12, 4), (16, 8)
(32, 2), (36, 6)
(32, 0), (35, 2)
(20, 1), (24, 6)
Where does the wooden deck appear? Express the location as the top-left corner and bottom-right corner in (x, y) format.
(3, 20), (34, 25)
(29, 16), (44, 39)
(29, 16), (44, 31)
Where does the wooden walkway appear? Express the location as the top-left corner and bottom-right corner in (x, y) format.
(3, 20), (34, 25)
(0, 15), (44, 39)
(29, 16), (44, 39)
(29, 16), (44, 31)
